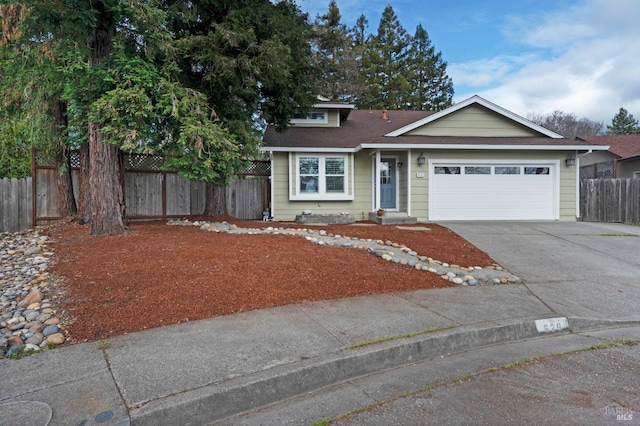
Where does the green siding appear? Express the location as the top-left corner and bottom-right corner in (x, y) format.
(407, 105), (541, 137)
(271, 151), (372, 221)
(273, 149), (578, 222)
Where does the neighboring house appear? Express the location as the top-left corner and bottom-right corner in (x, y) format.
(578, 135), (640, 179)
(262, 95), (608, 222)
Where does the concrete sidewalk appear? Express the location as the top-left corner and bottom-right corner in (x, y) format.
(2, 221), (640, 425)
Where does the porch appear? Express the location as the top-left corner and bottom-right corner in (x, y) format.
(368, 210), (418, 225)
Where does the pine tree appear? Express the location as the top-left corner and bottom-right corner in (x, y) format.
(607, 107), (640, 134)
(312, 1), (362, 103)
(360, 6), (411, 110)
(405, 24), (454, 111)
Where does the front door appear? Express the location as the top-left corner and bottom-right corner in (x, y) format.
(380, 158), (396, 209)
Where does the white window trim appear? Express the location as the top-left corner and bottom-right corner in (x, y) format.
(290, 153), (354, 201)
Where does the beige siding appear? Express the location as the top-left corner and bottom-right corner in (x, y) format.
(409, 149), (578, 221)
(407, 105), (541, 137)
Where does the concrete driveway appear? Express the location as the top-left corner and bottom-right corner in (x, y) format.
(442, 221), (640, 322)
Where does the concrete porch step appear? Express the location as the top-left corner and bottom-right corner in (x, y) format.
(369, 211), (419, 225)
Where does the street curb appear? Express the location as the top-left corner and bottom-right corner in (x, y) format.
(567, 317), (640, 333)
(129, 317), (640, 425)
(128, 316), (640, 426)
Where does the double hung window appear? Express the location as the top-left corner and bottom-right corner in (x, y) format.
(294, 154), (350, 199)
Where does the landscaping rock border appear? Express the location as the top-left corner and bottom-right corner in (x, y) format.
(169, 219), (522, 286)
(0, 230), (66, 358)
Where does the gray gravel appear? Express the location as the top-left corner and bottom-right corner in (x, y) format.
(0, 229), (65, 358)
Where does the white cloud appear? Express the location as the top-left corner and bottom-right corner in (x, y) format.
(449, 54), (538, 88)
(455, 0), (640, 123)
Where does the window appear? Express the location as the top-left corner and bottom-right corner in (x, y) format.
(325, 157), (345, 192)
(465, 166), (490, 175)
(299, 157), (319, 193)
(380, 162), (391, 184)
(495, 166), (520, 175)
(525, 167), (550, 175)
(290, 110), (328, 124)
(434, 166), (461, 175)
(294, 154), (350, 199)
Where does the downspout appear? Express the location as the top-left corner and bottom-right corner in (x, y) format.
(575, 150), (580, 220)
(576, 149), (592, 220)
(375, 150), (381, 211)
(270, 151), (275, 219)
(407, 150), (412, 216)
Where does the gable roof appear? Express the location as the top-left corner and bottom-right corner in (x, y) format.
(385, 95), (565, 138)
(262, 95), (609, 153)
(578, 134), (640, 159)
(263, 110), (434, 151)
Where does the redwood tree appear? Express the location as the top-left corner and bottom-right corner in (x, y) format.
(8, 1), (238, 235)
(4, 1), (317, 232)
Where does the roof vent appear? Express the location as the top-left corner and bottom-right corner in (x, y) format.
(381, 110), (388, 120)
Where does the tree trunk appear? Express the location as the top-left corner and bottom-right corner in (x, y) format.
(88, 121), (125, 235)
(203, 182), (227, 216)
(86, 8), (125, 235)
(53, 100), (77, 218)
(77, 143), (91, 224)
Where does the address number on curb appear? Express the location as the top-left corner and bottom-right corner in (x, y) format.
(535, 317), (569, 333)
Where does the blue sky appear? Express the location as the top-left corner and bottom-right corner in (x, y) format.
(295, 0), (640, 124)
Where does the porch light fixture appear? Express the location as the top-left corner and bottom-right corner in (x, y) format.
(565, 153), (576, 167)
(397, 161), (404, 168)
(417, 153), (426, 166)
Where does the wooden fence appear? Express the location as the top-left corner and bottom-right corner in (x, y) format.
(0, 177), (32, 233)
(0, 153), (270, 233)
(580, 178), (640, 223)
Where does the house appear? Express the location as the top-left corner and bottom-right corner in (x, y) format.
(578, 135), (640, 179)
(261, 95), (608, 222)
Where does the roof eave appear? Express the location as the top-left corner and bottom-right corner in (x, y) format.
(359, 143), (610, 151)
(259, 146), (358, 153)
(261, 144), (610, 152)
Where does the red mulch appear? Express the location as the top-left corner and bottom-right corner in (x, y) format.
(45, 217), (495, 343)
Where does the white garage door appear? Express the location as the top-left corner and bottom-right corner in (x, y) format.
(429, 162), (558, 220)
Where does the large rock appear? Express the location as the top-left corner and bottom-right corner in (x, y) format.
(45, 333), (65, 345)
(7, 335), (23, 346)
(17, 289), (42, 308)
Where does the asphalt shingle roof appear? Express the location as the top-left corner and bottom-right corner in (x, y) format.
(263, 109), (608, 150)
(579, 135), (640, 159)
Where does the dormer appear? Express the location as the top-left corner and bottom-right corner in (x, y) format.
(290, 97), (355, 128)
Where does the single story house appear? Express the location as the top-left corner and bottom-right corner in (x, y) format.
(578, 135), (640, 179)
(262, 95), (608, 222)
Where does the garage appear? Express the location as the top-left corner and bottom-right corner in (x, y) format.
(429, 161), (559, 220)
